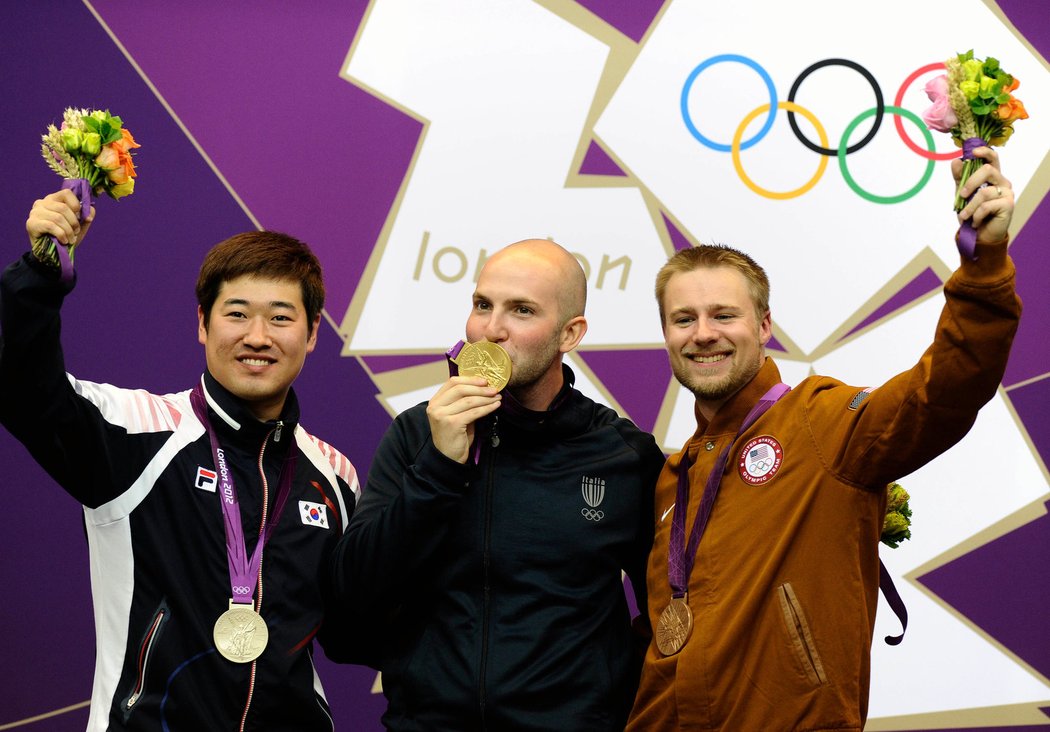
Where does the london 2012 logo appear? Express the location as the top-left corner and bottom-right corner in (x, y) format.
(681, 55), (960, 203)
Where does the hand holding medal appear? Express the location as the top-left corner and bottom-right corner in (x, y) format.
(36, 108), (140, 281)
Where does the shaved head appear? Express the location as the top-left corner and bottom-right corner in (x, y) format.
(467, 238), (589, 409)
(490, 239), (587, 325)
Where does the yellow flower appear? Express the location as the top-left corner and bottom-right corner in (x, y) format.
(61, 128), (84, 152)
(962, 59), (983, 82)
(109, 179), (135, 199)
(959, 80), (980, 100)
(989, 126), (1013, 146)
(82, 132), (102, 156)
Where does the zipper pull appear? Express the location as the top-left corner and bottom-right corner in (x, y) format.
(274, 421), (283, 443)
(490, 415), (500, 448)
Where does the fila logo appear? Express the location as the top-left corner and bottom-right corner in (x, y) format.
(581, 476), (605, 522)
(195, 467), (217, 493)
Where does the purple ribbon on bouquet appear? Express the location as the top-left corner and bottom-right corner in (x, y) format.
(955, 137), (985, 262)
(50, 178), (93, 283)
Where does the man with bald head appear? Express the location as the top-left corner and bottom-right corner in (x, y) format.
(330, 239), (664, 730)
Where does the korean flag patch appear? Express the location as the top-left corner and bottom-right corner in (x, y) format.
(299, 500), (329, 529)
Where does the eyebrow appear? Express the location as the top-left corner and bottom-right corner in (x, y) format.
(473, 292), (540, 308)
(668, 303), (745, 317)
(221, 297), (298, 311)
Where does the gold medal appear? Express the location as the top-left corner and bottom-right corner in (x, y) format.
(656, 596), (693, 656)
(213, 600), (269, 663)
(453, 341), (512, 391)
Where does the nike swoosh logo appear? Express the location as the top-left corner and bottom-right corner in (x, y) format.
(660, 503), (675, 522)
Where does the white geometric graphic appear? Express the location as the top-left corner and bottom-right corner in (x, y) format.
(343, 1), (1050, 725)
(343, 0), (666, 355)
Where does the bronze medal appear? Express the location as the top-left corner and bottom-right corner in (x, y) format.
(656, 596), (693, 656)
(213, 600), (269, 663)
(453, 341), (512, 391)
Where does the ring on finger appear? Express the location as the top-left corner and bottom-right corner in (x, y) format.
(996, 186), (1002, 198)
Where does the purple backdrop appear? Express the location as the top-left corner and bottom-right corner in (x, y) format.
(0, 2), (1046, 730)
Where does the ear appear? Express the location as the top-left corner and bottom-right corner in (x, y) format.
(559, 315), (587, 354)
(305, 314), (321, 354)
(198, 305), (208, 346)
(759, 310), (773, 348)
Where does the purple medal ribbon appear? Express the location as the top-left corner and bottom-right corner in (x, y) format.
(190, 383), (297, 606)
(668, 383), (790, 598)
(445, 340), (466, 375)
(51, 178), (93, 284)
(444, 340), (483, 464)
(955, 137), (986, 262)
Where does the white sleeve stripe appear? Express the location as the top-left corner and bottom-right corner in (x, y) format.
(68, 376), (187, 435)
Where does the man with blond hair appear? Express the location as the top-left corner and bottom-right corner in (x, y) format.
(628, 149), (1021, 730)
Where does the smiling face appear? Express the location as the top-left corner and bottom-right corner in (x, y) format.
(465, 240), (587, 410)
(198, 275), (319, 421)
(661, 265), (772, 421)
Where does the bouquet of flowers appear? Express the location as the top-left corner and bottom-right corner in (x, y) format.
(35, 107), (140, 275)
(881, 482), (912, 549)
(921, 51), (1027, 219)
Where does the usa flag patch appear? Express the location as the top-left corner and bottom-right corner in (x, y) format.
(738, 435), (784, 485)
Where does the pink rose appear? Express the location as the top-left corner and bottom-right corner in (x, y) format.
(921, 75), (958, 133)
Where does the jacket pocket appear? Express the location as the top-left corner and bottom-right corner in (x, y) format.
(121, 601), (169, 716)
(777, 583), (827, 687)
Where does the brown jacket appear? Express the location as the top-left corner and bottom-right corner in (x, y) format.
(628, 242), (1021, 731)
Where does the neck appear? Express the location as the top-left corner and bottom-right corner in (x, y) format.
(509, 363), (564, 411)
(701, 396), (726, 426)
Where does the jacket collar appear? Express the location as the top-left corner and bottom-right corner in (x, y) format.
(670, 357), (782, 467)
(498, 364), (577, 432)
(199, 370), (300, 444)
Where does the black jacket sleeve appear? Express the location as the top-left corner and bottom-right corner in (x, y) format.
(326, 404), (471, 662)
(0, 254), (147, 507)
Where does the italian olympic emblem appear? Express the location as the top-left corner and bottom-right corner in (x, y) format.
(738, 436), (783, 485)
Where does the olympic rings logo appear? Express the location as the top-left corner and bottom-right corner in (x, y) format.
(581, 508), (605, 522)
(680, 55), (960, 203)
(232, 586), (252, 596)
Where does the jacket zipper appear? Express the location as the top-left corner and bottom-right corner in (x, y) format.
(478, 415), (499, 726)
(239, 427), (274, 732)
(125, 608), (166, 710)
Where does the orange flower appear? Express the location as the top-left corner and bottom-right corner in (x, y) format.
(107, 165), (130, 185)
(109, 128), (140, 179)
(117, 127), (141, 151)
(997, 97), (1029, 124)
(94, 145), (120, 171)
